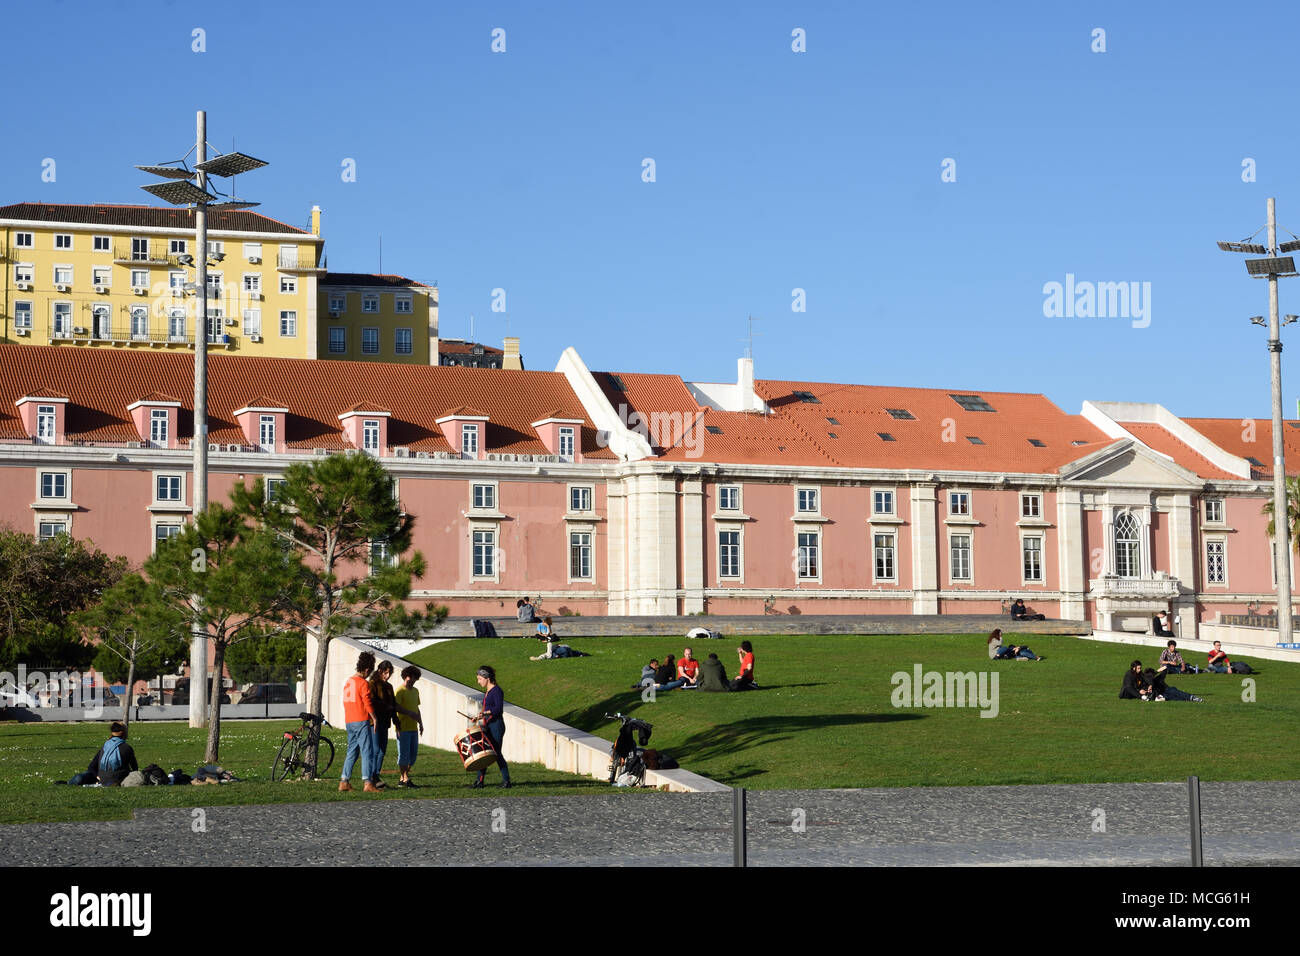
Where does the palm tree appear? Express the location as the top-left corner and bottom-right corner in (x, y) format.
(1261, 475), (1300, 552)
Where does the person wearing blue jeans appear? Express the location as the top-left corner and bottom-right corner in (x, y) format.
(472, 665), (511, 788)
(987, 629), (1042, 661)
(340, 651), (380, 792)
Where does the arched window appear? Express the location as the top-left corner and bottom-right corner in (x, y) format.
(1114, 511), (1141, 578)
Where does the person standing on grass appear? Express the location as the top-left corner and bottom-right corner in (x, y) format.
(340, 651), (381, 793)
(368, 660), (398, 788)
(394, 665), (423, 788)
(472, 665), (511, 789)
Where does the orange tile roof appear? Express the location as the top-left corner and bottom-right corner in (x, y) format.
(136, 391), (181, 404)
(19, 387), (69, 400)
(1117, 423), (1241, 481)
(319, 272), (432, 288)
(1183, 418), (1300, 478)
(0, 202), (309, 236)
(0, 346), (615, 459)
(343, 402), (392, 414)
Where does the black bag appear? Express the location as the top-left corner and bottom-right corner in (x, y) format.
(169, 768), (191, 786)
(141, 764), (169, 786)
(1230, 661), (1255, 674)
(472, 619), (499, 639)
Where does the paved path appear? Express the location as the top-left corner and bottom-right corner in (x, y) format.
(5, 780), (1298, 866)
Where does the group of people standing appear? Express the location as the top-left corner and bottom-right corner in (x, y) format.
(339, 652), (424, 792)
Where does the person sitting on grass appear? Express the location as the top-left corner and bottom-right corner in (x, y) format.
(697, 652), (730, 692)
(655, 654), (686, 692)
(987, 629), (1043, 661)
(1159, 639), (1198, 675)
(1206, 641), (1231, 674)
(677, 647), (700, 688)
(1119, 660), (1148, 699)
(1144, 666), (1203, 703)
(530, 617), (584, 660)
(730, 641), (756, 691)
(87, 721), (138, 786)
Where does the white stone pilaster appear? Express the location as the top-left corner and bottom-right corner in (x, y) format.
(910, 483), (938, 614)
(681, 479), (705, 613)
(1057, 488), (1086, 621)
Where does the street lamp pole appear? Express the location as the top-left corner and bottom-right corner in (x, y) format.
(136, 111), (267, 726)
(1264, 198), (1294, 647)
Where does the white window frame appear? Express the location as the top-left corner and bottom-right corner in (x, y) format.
(1022, 534), (1043, 584)
(279, 311), (297, 337)
(873, 531), (897, 583)
(38, 470), (70, 501)
(873, 489), (895, 516)
(13, 262), (33, 283)
(369, 538), (394, 575)
(152, 522), (183, 552)
(131, 237), (150, 261)
(206, 241), (224, 257)
(1114, 510), (1142, 579)
(14, 232), (33, 248)
(14, 300), (33, 329)
(38, 521), (68, 541)
(719, 528), (744, 581)
(264, 477), (287, 503)
(242, 308), (262, 336)
(569, 485), (593, 513)
(471, 526), (498, 580)
(53, 264), (73, 285)
(90, 304), (111, 340)
(558, 426), (576, 462)
(471, 481), (498, 511)
(36, 404), (57, 445)
(154, 474), (184, 503)
(1204, 498), (1224, 524)
(279, 275), (297, 295)
(949, 491), (971, 516)
(243, 273), (262, 294)
(167, 309), (187, 342)
(362, 293), (380, 313)
(361, 327), (380, 354)
(54, 233), (73, 250)
(130, 306), (149, 340)
(395, 295), (413, 314)
(149, 409), (169, 447)
(1206, 538), (1227, 587)
(52, 302), (72, 337)
(461, 423), (479, 459)
(949, 533), (973, 583)
(92, 266), (111, 287)
(395, 328), (413, 355)
(796, 529), (821, 582)
(568, 530), (594, 582)
(130, 269), (149, 290)
(169, 238), (188, 255)
(328, 327), (346, 354)
(329, 293), (346, 312)
(169, 270), (186, 292)
(1021, 493), (1042, 518)
(258, 415), (276, 453)
(718, 485), (740, 511)
(361, 419), (380, 455)
(93, 235), (110, 252)
(795, 486), (820, 515)
(244, 242), (262, 260)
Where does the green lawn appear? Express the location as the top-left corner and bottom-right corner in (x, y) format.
(0, 719), (631, 825)
(411, 634), (1300, 789)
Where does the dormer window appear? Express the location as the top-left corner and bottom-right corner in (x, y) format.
(363, 419), (380, 455)
(150, 409), (169, 448)
(461, 424), (479, 459)
(259, 416), (276, 453)
(36, 405), (56, 445)
(558, 426), (575, 462)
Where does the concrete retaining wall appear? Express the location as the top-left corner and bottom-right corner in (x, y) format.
(308, 632), (728, 793)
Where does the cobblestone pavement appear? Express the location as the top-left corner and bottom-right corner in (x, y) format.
(4, 781), (1298, 866)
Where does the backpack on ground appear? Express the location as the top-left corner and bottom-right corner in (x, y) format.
(472, 619), (499, 639)
(169, 768), (191, 786)
(142, 764), (169, 786)
(1230, 661), (1255, 674)
(120, 770), (147, 787)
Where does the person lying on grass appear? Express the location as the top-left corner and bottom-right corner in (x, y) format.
(987, 628), (1043, 661)
(1143, 666), (1202, 703)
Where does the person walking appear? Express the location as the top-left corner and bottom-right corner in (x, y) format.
(340, 651), (381, 793)
(472, 665), (511, 789)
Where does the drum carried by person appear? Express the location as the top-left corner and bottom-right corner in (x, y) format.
(453, 710), (499, 773)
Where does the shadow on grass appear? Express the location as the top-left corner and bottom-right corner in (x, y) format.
(674, 713), (924, 765)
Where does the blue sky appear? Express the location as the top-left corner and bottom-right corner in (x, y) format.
(5, 1), (1300, 418)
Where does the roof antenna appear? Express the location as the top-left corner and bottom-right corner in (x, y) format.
(378, 234), (382, 274)
(744, 314), (761, 359)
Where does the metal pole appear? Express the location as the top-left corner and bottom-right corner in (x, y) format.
(1188, 775), (1203, 867)
(1267, 197), (1294, 647)
(732, 787), (747, 867)
(189, 108), (209, 729)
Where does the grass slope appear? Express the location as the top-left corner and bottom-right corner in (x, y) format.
(411, 634), (1300, 789)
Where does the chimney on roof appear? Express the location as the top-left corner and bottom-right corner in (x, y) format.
(503, 336), (523, 370)
(311, 205), (321, 237)
(738, 356), (756, 413)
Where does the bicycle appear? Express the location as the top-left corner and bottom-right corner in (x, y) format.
(605, 711), (653, 787)
(272, 712), (335, 781)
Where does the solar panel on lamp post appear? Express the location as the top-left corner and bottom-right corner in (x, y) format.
(136, 109), (267, 727)
(1219, 197), (1295, 647)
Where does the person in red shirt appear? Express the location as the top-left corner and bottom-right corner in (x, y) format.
(677, 647), (701, 688)
(340, 651), (381, 792)
(730, 641), (755, 691)
(1206, 641), (1231, 674)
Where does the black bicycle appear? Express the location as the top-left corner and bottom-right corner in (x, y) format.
(605, 712), (653, 786)
(272, 712), (335, 780)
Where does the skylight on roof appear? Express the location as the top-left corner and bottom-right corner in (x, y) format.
(1071, 440), (1088, 446)
(886, 408), (915, 420)
(827, 432), (839, 439)
(705, 425), (723, 435)
(1248, 456), (1265, 467)
(950, 394), (995, 412)
(878, 432), (895, 442)
(792, 390), (820, 404)
(826, 417), (840, 425)
(966, 436), (984, 445)
(1028, 438), (1046, 447)
(608, 375), (626, 391)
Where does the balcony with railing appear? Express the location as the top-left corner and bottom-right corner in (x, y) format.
(112, 241), (173, 266)
(276, 252), (322, 271)
(1089, 574), (1181, 599)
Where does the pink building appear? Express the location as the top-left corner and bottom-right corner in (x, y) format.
(0, 344), (1291, 637)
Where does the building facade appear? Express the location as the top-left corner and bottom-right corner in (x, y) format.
(0, 343), (1290, 638)
(319, 273), (437, 364)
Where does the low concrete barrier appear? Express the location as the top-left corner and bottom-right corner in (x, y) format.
(308, 632), (728, 793)
(0, 703), (304, 723)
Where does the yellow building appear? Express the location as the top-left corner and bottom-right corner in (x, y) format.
(319, 273), (438, 364)
(1, 202), (324, 359)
